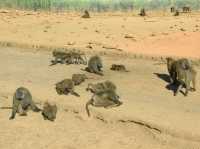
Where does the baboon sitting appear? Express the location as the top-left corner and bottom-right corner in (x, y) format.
(139, 8), (146, 16)
(82, 10), (90, 18)
(85, 90), (123, 117)
(174, 66), (197, 96)
(9, 87), (41, 120)
(110, 64), (129, 72)
(55, 79), (80, 97)
(86, 80), (117, 94)
(42, 102), (57, 121)
(166, 57), (192, 84)
(174, 10), (179, 16)
(84, 55), (103, 76)
(72, 74), (88, 86)
(182, 6), (191, 13)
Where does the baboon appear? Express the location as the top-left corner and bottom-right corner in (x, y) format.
(174, 10), (179, 16)
(42, 102), (57, 121)
(86, 80), (117, 94)
(82, 10), (90, 18)
(139, 8), (146, 16)
(9, 87), (41, 120)
(51, 50), (87, 65)
(85, 90), (123, 117)
(72, 74), (88, 85)
(84, 55), (103, 76)
(182, 6), (191, 13)
(174, 66), (197, 96)
(171, 7), (175, 13)
(69, 51), (87, 65)
(110, 64), (129, 72)
(55, 79), (80, 97)
(166, 57), (192, 84)
(50, 50), (71, 66)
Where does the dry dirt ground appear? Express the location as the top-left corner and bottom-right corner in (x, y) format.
(0, 10), (200, 149)
(0, 10), (200, 58)
(0, 47), (200, 149)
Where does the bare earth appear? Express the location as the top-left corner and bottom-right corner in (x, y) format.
(0, 10), (200, 149)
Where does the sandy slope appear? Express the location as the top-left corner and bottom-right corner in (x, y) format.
(0, 10), (200, 58)
(0, 47), (200, 149)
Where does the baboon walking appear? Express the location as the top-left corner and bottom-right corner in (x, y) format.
(9, 87), (41, 120)
(166, 57), (192, 84)
(182, 6), (191, 13)
(174, 66), (197, 96)
(139, 8), (146, 16)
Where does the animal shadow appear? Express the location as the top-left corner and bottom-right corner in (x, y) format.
(154, 73), (171, 83)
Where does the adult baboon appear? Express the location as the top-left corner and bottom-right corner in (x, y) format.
(174, 10), (180, 16)
(139, 8), (146, 16)
(182, 6), (191, 13)
(82, 10), (90, 18)
(166, 57), (192, 84)
(72, 74), (88, 85)
(69, 51), (87, 65)
(174, 66), (197, 96)
(50, 50), (71, 66)
(85, 90), (123, 117)
(9, 87), (41, 120)
(110, 64), (129, 72)
(42, 102), (57, 121)
(171, 7), (175, 13)
(55, 79), (80, 97)
(86, 80), (117, 94)
(84, 55), (103, 76)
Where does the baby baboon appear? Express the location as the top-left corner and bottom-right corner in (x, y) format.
(182, 6), (191, 13)
(174, 67), (197, 96)
(72, 74), (88, 85)
(85, 90), (123, 117)
(139, 8), (146, 16)
(174, 10), (179, 16)
(42, 102), (57, 121)
(55, 79), (80, 97)
(82, 10), (90, 18)
(84, 55), (103, 76)
(86, 80), (117, 94)
(171, 7), (175, 13)
(166, 57), (192, 84)
(110, 64), (129, 72)
(9, 87), (41, 120)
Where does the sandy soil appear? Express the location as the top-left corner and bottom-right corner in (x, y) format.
(0, 10), (200, 149)
(0, 10), (199, 58)
(0, 47), (200, 149)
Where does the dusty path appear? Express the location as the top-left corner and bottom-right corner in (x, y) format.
(0, 47), (200, 149)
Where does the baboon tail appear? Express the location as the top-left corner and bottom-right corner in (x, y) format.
(85, 100), (92, 117)
(83, 55), (87, 65)
(0, 107), (12, 109)
(71, 91), (80, 97)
